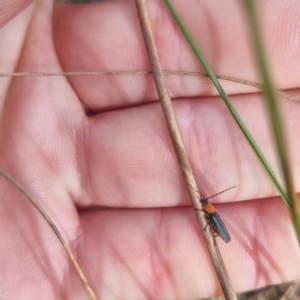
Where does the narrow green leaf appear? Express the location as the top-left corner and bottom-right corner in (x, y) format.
(242, 0), (300, 244)
(163, 0), (289, 206)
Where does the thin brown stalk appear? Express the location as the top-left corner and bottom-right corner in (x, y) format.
(0, 70), (298, 103)
(0, 169), (98, 300)
(134, 0), (236, 299)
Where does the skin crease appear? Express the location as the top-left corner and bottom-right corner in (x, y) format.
(0, 0), (299, 299)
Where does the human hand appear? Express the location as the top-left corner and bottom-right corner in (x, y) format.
(1, 0), (299, 299)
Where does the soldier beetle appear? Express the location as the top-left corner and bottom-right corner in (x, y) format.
(196, 186), (236, 243)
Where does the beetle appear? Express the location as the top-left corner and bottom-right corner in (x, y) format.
(197, 186), (236, 243)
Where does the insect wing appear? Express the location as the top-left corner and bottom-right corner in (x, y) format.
(209, 212), (231, 243)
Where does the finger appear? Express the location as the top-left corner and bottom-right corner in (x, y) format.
(81, 90), (300, 207)
(53, 0), (300, 111)
(0, 0), (86, 212)
(69, 197), (299, 299)
(0, 0), (32, 28)
(0, 175), (81, 300)
(0, 181), (297, 298)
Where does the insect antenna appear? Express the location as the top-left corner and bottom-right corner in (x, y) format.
(205, 186), (236, 201)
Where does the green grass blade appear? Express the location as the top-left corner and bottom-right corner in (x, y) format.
(242, 0), (300, 243)
(163, 0), (289, 206)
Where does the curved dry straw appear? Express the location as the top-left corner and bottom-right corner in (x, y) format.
(0, 169), (98, 300)
(0, 70), (298, 104)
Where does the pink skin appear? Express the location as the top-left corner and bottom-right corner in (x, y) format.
(0, 0), (299, 299)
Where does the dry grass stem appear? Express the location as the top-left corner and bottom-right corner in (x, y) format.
(0, 169), (98, 300)
(135, 0), (236, 299)
(0, 70), (297, 103)
(280, 280), (300, 300)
